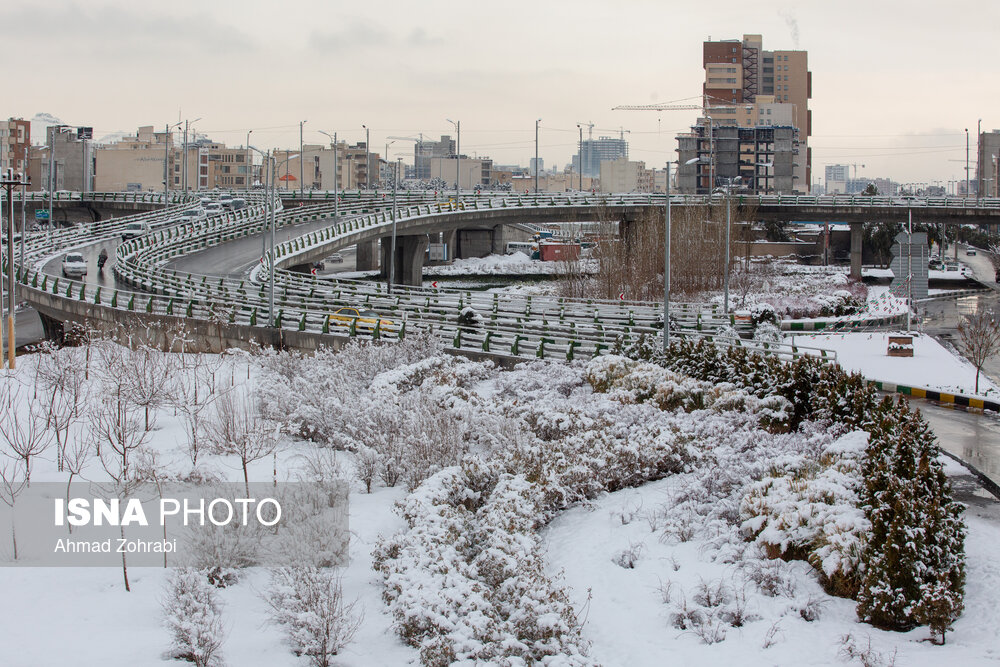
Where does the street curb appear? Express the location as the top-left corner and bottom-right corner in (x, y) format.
(866, 379), (1000, 412)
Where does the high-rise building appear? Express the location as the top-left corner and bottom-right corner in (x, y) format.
(414, 135), (456, 180)
(697, 34), (811, 192)
(977, 130), (1000, 197)
(677, 123), (798, 194)
(0, 118), (30, 175)
(575, 136), (628, 178)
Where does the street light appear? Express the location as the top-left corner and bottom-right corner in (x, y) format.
(446, 119), (460, 200)
(300, 120), (307, 196)
(965, 127), (970, 199)
(362, 124), (370, 190)
(250, 146), (299, 324)
(245, 129), (253, 190)
(389, 157), (401, 294)
(181, 117), (202, 195)
(164, 121), (182, 203)
(535, 118), (541, 194)
(318, 130), (338, 219)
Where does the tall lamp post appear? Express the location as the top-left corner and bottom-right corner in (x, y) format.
(362, 124), (370, 190)
(965, 128), (970, 199)
(181, 117), (202, 196)
(1, 169), (29, 368)
(319, 130), (338, 219)
(164, 121), (182, 203)
(245, 129), (253, 190)
(534, 118), (541, 194)
(389, 157), (400, 294)
(299, 120), (307, 195)
(446, 119), (460, 200)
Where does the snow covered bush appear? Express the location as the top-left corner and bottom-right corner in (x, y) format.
(162, 568), (226, 667)
(740, 430), (870, 597)
(752, 321), (783, 345)
(263, 567), (363, 667)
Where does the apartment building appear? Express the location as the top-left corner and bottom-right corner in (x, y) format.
(977, 130), (1000, 197)
(30, 125), (92, 192)
(428, 156), (493, 190)
(93, 126), (173, 192)
(697, 34), (811, 192)
(599, 157), (663, 193)
(0, 118), (30, 175)
(575, 136), (628, 178)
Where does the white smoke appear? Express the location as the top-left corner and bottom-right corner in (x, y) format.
(779, 10), (800, 48)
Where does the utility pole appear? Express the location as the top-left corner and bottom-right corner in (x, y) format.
(535, 118), (541, 194)
(300, 120), (307, 196)
(389, 158), (399, 293)
(1, 168), (29, 369)
(245, 129), (253, 190)
(664, 161), (671, 351)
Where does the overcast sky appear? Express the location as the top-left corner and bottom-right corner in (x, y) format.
(5, 0), (997, 187)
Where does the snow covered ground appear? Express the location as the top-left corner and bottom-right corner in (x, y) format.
(0, 331), (996, 666)
(797, 332), (1000, 398)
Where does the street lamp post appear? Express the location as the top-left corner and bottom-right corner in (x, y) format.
(164, 122), (181, 203)
(535, 118), (541, 194)
(446, 119), (460, 200)
(965, 128), (970, 199)
(362, 124), (370, 190)
(389, 158), (400, 294)
(319, 130), (338, 219)
(245, 129), (253, 190)
(181, 117), (202, 196)
(300, 120), (307, 196)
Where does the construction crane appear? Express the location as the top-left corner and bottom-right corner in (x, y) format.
(613, 96), (754, 192)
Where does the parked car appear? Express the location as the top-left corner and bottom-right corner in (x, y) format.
(329, 307), (392, 332)
(61, 252), (87, 278)
(121, 221), (151, 241)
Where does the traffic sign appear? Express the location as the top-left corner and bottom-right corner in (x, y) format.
(34, 210), (49, 221)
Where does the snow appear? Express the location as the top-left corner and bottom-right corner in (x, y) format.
(423, 253), (597, 276)
(796, 332), (1000, 398)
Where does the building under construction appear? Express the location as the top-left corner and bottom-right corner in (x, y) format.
(676, 122), (798, 194)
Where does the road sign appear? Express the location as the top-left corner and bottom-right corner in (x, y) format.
(34, 210), (49, 221)
(889, 231), (928, 300)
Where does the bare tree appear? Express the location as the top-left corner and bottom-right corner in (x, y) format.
(123, 344), (174, 431)
(0, 458), (28, 560)
(203, 389), (280, 496)
(89, 355), (151, 592)
(62, 434), (92, 535)
(0, 382), (53, 485)
(36, 346), (87, 471)
(171, 355), (222, 468)
(957, 306), (1000, 394)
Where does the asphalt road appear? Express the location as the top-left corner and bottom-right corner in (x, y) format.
(920, 401), (1000, 489)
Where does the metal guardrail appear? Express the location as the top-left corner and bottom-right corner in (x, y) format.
(15, 192), (836, 365)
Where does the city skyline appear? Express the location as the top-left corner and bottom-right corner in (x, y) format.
(3, 0), (996, 187)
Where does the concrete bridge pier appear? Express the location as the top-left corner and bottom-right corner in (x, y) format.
(355, 240), (379, 271)
(37, 312), (65, 343)
(380, 235), (428, 286)
(850, 223), (863, 279)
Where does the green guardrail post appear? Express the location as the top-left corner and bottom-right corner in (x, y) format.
(78, 285), (86, 301)
(127, 294), (134, 311)
(146, 297), (154, 313)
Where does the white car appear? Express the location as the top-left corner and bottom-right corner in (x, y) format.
(966, 247), (977, 256)
(328, 252), (344, 263)
(204, 202), (224, 216)
(61, 252), (87, 278)
(178, 209), (204, 223)
(121, 221), (150, 241)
